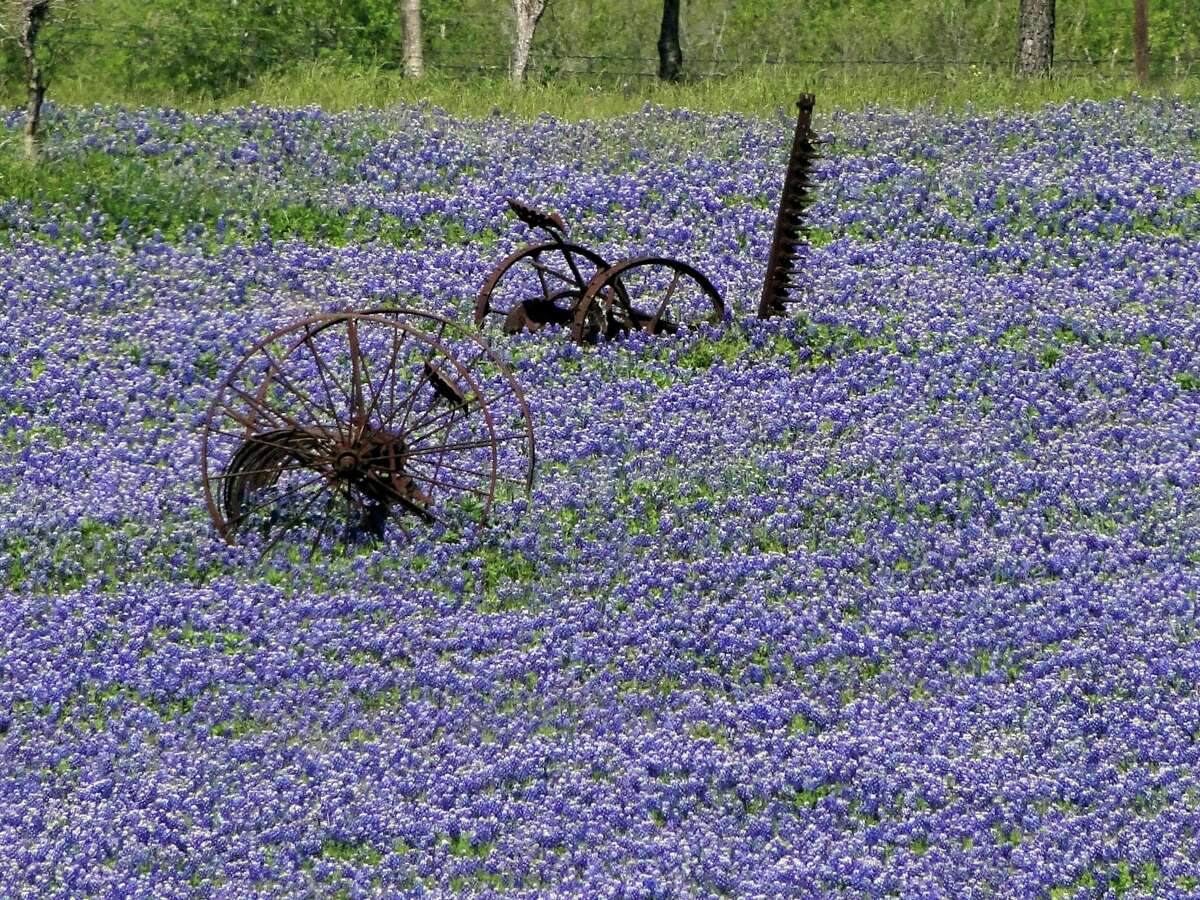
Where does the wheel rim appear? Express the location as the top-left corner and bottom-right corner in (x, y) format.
(200, 310), (535, 554)
(474, 241), (616, 334)
(571, 256), (726, 343)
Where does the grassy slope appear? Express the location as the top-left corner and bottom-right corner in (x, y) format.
(20, 61), (1200, 120)
(4, 0), (1200, 119)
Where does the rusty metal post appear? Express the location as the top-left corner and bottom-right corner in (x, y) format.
(757, 94), (818, 319)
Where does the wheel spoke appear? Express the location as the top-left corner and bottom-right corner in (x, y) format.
(339, 484), (365, 543)
(401, 406), (465, 449)
(307, 489), (340, 560)
(413, 412), (457, 498)
(346, 317), (367, 437)
(207, 426), (334, 457)
(359, 472), (441, 525)
(387, 511), (417, 542)
(260, 345), (342, 429)
(529, 258), (579, 287)
(648, 270), (683, 332)
(259, 480), (335, 557)
(403, 354), (494, 432)
(404, 434), (526, 458)
(225, 383), (308, 434)
(363, 324), (406, 434)
(211, 460), (324, 481)
(217, 401), (270, 433)
(389, 355), (437, 435)
(402, 468), (491, 499)
(404, 385), (516, 445)
(227, 471), (329, 528)
(405, 454), (516, 485)
(304, 332), (353, 443)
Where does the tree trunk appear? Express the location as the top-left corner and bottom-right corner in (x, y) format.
(657, 0), (682, 82)
(23, 70), (45, 161)
(1016, 0), (1055, 77)
(1133, 0), (1149, 86)
(402, 0), (424, 79)
(18, 1), (51, 161)
(510, 0), (547, 86)
(511, 29), (533, 86)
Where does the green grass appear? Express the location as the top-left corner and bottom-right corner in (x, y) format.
(0, 143), (436, 247)
(317, 839), (383, 867)
(10, 60), (1200, 120)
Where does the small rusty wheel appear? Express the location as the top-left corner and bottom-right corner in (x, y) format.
(571, 256), (727, 343)
(474, 241), (619, 336)
(200, 309), (535, 554)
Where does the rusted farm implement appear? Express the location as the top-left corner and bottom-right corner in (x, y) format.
(476, 93), (820, 341)
(200, 95), (820, 550)
(200, 308), (535, 551)
(474, 198), (728, 342)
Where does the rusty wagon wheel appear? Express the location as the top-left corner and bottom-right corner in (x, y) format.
(474, 240), (624, 338)
(570, 256), (727, 344)
(200, 309), (535, 555)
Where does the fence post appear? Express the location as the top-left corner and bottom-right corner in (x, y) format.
(1133, 0), (1149, 86)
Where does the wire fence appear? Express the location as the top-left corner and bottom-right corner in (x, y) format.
(10, 18), (1199, 84)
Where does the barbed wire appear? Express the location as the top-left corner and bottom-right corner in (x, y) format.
(32, 36), (1199, 70)
(30, 19), (1200, 63)
(13, 18), (1197, 82)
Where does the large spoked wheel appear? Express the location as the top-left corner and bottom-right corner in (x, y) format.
(200, 309), (535, 555)
(570, 256), (727, 344)
(474, 241), (620, 336)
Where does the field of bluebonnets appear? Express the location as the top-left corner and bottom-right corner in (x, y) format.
(2, 96), (1200, 897)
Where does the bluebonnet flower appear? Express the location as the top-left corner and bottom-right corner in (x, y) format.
(1, 97), (1200, 896)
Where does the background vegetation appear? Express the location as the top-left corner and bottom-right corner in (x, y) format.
(2, 0), (1199, 115)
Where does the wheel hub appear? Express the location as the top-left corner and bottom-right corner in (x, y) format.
(333, 447), (362, 477)
(329, 431), (408, 481)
